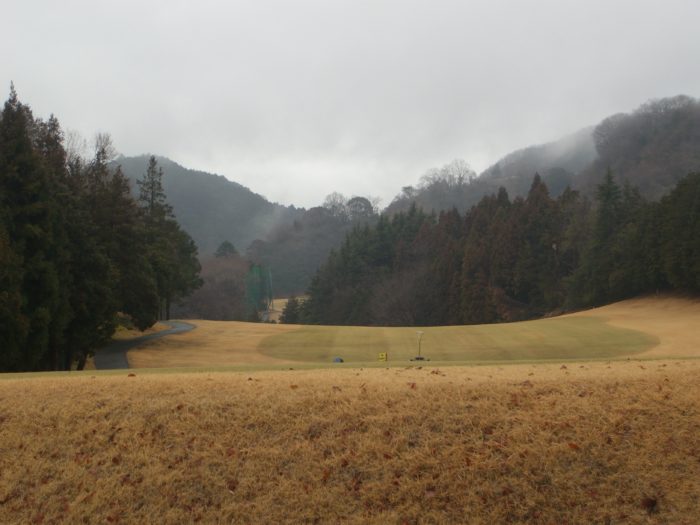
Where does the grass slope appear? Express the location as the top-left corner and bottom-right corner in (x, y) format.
(1, 361), (699, 523)
(258, 317), (654, 363)
(125, 295), (700, 370)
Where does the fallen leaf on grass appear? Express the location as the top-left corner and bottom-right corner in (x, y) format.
(321, 468), (331, 483)
(641, 496), (658, 514)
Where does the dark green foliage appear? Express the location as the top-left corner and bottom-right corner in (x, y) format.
(567, 171), (664, 307)
(0, 91), (201, 371)
(302, 172), (700, 326)
(0, 86), (61, 370)
(0, 216), (27, 370)
(137, 156), (202, 320)
(660, 173), (700, 291)
(247, 198), (379, 297)
(279, 296), (301, 324)
(300, 205), (434, 326)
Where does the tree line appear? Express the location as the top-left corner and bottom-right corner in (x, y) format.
(246, 193), (380, 296)
(283, 171), (699, 325)
(0, 88), (201, 371)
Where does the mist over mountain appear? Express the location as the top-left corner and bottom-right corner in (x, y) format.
(388, 95), (700, 215)
(247, 198), (379, 296)
(113, 95), (700, 299)
(481, 126), (597, 197)
(115, 156), (303, 255)
(577, 95), (700, 197)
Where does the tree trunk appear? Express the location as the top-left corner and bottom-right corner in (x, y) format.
(49, 345), (59, 371)
(64, 348), (73, 371)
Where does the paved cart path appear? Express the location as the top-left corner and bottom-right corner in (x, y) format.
(94, 321), (196, 369)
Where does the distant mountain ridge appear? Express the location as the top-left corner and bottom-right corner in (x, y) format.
(388, 94), (700, 214)
(484, 94), (700, 197)
(114, 155), (303, 255)
(480, 126), (597, 197)
(575, 95), (700, 198)
(115, 95), (700, 296)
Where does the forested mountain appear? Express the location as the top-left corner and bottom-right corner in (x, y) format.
(118, 95), (700, 299)
(385, 159), (490, 215)
(576, 95), (700, 197)
(0, 90), (201, 371)
(481, 126), (597, 197)
(117, 157), (381, 300)
(288, 172), (700, 326)
(115, 156), (303, 255)
(387, 95), (700, 215)
(246, 195), (379, 296)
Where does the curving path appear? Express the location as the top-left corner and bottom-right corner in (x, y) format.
(94, 321), (196, 370)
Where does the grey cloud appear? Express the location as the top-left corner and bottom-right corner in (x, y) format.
(3, 0), (700, 207)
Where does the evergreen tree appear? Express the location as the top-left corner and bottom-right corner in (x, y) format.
(0, 212), (27, 370)
(0, 85), (61, 370)
(137, 155), (201, 319)
(280, 296), (301, 323)
(0, 91), (201, 371)
(660, 173), (700, 291)
(570, 170), (623, 306)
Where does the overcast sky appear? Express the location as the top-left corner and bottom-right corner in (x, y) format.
(4, 1), (700, 207)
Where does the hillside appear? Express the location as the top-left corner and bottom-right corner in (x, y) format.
(247, 205), (379, 296)
(124, 296), (700, 369)
(480, 126), (597, 197)
(115, 156), (303, 255)
(389, 95), (700, 214)
(576, 95), (700, 197)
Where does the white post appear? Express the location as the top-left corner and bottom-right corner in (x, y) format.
(416, 330), (424, 358)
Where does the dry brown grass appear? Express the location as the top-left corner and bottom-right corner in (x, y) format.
(567, 294), (700, 358)
(127, 320), (299, 369)
(1, 360), (699, 524)
(112, 322), (170, 341)
(128, 296), (700, 369)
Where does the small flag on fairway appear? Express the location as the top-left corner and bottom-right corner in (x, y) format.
(378, 352), (387, 362)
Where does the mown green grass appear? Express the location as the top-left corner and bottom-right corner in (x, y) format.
(258, 316), (658, 363)
(0, 310), (660, 380)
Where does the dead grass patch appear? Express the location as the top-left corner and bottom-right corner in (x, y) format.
(568, 294), (700, 358)
(1, 360), (699, 524)
(112, 322), (170, 342)
(127, 320), (299, 369)
(126, 296), (699, 370)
